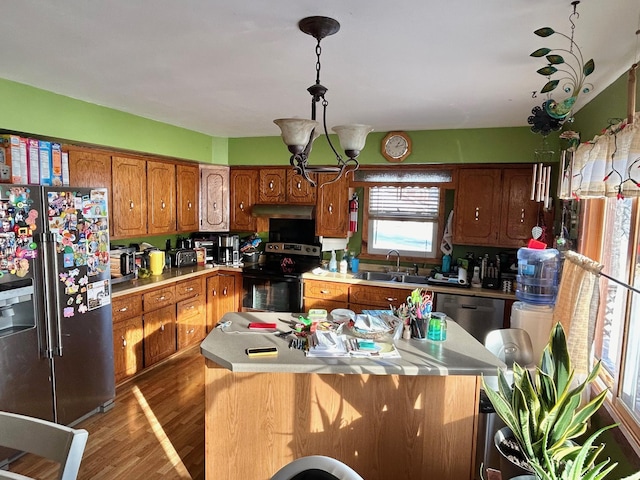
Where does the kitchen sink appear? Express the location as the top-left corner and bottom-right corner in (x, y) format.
(352, 271), (430, 285)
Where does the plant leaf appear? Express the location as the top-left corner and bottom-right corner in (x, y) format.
(538, 66), (558, 76)
(584, 59), (595, 76)
(535, 27), (555, 37)
(541, 80), (560, 94)
(531, 48), (552, 57)
(546, 54), (565, 65)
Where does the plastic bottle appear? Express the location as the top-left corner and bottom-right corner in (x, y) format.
(329, 250), (337, 272)
(442, 254), (451, 273)
(339, 253), (348, 274)
(515, 247), (560, 305)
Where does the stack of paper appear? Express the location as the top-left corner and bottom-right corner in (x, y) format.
(306, 331), (401, 359)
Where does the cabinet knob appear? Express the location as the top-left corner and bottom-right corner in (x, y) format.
(160, 324), (165, 332)
(187, 305), (195, 310)
(320, 290), (330, 294)
(474, 207), (480, 221)
(296, 181), (302, 189)
(213, 202), (217, 209)
(158, 295), (165, 301)
(212, 288), (217, 296)
(121, 336), (127, 347)
(118, 306), (128, 312)
(328, 204), (333, 214)
(129, 201), (135, 210)
(239, 202), (244, 211)
(385, 297), (397, 302)
(186, 287), (194, 292)
(269, 180), (274, 190)
(223, 287), (228, 295)
(187, 201), (192, 209)
(520, 208), (525, 222)
(188, 328), (195, 334)
(161, 200), (166, 209)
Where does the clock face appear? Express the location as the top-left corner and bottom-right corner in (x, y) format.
(382, 132), (411, 162)
(386, 135), (408, 158)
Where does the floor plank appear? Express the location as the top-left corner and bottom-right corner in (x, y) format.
(7, 347), (205, 480)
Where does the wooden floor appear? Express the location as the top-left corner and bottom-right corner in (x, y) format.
(8, 346), (205, 480)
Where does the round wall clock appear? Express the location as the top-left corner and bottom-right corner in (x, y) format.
(381, 131), (411, 162)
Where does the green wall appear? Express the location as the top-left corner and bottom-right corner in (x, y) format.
(229, 127), (551, 166)
(0, 77), (225, 164)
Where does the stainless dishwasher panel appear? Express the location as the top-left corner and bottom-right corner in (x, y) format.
(435, 293), (505, 343)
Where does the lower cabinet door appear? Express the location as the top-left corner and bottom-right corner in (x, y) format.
(177, 296), (206, 349)
(113, 315), (144, 384)
(144, 305), (177, 366)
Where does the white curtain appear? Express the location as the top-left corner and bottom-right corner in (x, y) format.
(552, 250), (604, 376)
(561, 112), (640, 198)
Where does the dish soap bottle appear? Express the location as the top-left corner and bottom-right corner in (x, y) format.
(329, 250), (337, 272)
(339, 250), (348, 274)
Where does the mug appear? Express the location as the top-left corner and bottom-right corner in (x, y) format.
(149, 251), (165, 276)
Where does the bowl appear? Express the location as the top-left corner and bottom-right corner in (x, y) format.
(330, 308), (356, 323)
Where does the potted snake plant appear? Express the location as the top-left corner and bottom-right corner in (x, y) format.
(482, 323), (640, 480)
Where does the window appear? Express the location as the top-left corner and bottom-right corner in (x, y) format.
(365, 186), (441, 259)
(582, 197), (640, 444)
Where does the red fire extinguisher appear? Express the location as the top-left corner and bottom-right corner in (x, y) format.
(349, 194), (358, 233)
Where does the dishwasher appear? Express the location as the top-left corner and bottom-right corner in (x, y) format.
(434, 293), (505, 344)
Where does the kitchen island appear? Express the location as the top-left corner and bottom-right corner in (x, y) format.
(200, 312), (505, 480)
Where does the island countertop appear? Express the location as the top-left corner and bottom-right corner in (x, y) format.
(200, 311), (505, 376)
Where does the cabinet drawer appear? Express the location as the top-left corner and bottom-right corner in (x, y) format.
(349, 285), (410, 309)
(177, 295), (205, 321)
(175, 277), (204, 302)
(143, 286), (176, 312)
(304, 280), (349, 302)
(112, 294), (143, 323)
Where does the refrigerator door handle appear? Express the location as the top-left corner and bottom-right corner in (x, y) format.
(41, 231), (64, 356)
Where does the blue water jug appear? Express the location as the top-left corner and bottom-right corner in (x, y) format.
(515, 247), (560, 305)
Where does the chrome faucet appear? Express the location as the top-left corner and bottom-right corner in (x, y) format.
(386, 249), (401, 272)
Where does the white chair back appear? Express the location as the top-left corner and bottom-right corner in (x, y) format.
(0, 411), (88, 480)
(271, 455), (364, 480)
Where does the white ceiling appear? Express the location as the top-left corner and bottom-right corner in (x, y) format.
(2, 1), (639, 138)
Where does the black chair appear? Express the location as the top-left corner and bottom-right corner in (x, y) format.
(270, 455), (364, 480)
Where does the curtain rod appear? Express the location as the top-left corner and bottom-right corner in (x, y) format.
(599, 271), (640, 295)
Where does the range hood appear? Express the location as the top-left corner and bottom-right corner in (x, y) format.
(251, 204), (315, 220)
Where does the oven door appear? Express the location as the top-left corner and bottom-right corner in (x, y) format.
(242, 272), (303, 313)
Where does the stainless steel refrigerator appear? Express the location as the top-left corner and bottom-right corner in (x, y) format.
(0, 186), (114, 458)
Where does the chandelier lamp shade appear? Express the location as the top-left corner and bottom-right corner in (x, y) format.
(274, 16), (373, 187)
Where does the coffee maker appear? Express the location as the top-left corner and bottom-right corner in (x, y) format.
(217, 234), (239, 266)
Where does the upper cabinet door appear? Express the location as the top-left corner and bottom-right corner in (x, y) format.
(258, 169), (286, 203)
(147, 161), (177, 235)
(315, 172), (349, 238)
(67, 147), (113, 236)
(176, 164), (199, 233)
(112, 156), (148, 238)
(453, 168), (502, 245)
(200, 165), (229, 232)
(229, 169), (257, 232)
(498, 168), (539, 247)
(287, 170), (316, 204)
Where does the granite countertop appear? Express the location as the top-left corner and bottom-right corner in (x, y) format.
(301, 271), (517, 301)
(200, 312), (506, 376)
(111, 265), (242, 297)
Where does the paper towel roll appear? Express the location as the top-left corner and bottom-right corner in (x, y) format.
(458, 267), (467, 284)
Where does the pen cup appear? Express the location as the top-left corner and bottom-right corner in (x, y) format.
(411, 315), (429, 340)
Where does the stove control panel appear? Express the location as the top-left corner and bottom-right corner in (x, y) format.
(264, 243), (320, 257)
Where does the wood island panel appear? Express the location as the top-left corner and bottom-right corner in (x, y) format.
(204, 360), (480, 480)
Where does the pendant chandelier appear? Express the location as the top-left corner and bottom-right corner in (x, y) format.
(274, 16), (372, 187)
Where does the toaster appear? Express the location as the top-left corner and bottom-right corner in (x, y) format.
(170, 249), (198, 268)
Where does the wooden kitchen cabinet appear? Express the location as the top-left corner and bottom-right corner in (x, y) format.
(229, 168), (258, 232)
(176, 163), (200, 233)
(142, 285), (177, 366)
(200, 165), (229, 232)
(454, 166), (540, 247)
(206, 272), (241, 331)
(147, 160), (177, 235)
(315, 172), (350, 237)
(498, 168), (540, 247)
(111, 293), (144, 384)
(258, 168), (286, 203)
(303, 279), (349, 311)
(349, 284), (411, 313)
(258, 168), (316, 204)
(112, 156), (148, 238)
(176, 277), (206, 349)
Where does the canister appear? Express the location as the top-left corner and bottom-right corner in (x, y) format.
(149, 250), (165, 276)
(427, 312), (447, 341)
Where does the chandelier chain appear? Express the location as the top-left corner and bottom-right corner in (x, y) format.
(315, 41), (322, 86)
(569, 1), (580, 54)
